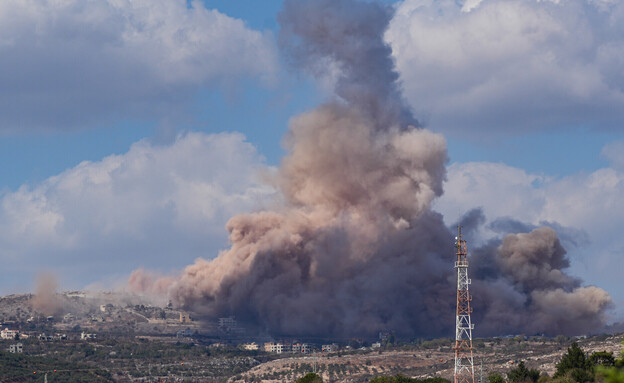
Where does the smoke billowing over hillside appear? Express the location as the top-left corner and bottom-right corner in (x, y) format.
(129, 0), (611, 338)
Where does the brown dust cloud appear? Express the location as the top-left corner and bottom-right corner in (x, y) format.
(129, 0), (611, 338)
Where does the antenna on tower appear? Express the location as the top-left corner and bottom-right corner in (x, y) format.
(453, 223), (475, 383)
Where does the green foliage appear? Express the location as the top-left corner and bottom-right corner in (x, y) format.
(554, 342), (595, 383)
(555, 343), (592, 378)
(421, 338), (453, 350)
(589, 351), (615, 367)
(296, 372), (323, 383)
(507, 361), (540, 383)
(569, 368), (593, 383)
(369, 375), (451, 383)
(488, 372), (506, 383)
(594, 338), (624, 383)
(422, 378), (452, 383)
(369, 374), (418, 383)
(598, 367), (624, 383)
(0, 350), (112, 382)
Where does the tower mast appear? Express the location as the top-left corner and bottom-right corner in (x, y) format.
(454, 225), (475, 383)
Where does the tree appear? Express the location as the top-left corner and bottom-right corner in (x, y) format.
(589, 352), (615, 367)
(423, 378), (451, 383)
(489, 372), (506, 383)
(599, 368), (624, 383)
(508, 361), (540, 383)
(554, 343), (594, 383)
(595, 339), (624, 383)
(369, 375), (419, 383)
(296, 372), (323, 383)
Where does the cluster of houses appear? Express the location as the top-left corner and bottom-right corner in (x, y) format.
(38, 333), (67, 341)
(240, 341), (340, 354)
(1, 326), (95, 343)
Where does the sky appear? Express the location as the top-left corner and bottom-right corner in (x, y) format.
(1, 0), (624, 322)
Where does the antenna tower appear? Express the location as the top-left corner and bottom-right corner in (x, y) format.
(453, 225), (475, 383)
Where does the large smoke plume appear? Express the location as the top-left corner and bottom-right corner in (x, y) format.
(129, 0), (611, 337)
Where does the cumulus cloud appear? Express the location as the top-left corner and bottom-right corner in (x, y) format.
(387, 0), (624, 135)
(0, 132), (274, 287)
(0, 0), (277, 132)
(439, 160), (624, 241)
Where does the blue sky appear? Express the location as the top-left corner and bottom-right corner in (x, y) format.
(1, 0), (624, 321)
(2, 0), (619, 188)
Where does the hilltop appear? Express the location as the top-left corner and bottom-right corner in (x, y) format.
(0, 291), (621, 382)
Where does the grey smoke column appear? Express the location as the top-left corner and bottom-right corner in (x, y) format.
(279, 0), (417, 129)
(129, 0), (611, 338)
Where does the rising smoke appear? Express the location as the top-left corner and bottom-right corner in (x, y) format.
(129, 0), (611, 337)
(30, 272), (63, 316)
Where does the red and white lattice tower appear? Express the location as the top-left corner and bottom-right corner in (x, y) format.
(453, 225), (475, 383)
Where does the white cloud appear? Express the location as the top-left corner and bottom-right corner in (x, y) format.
(438, 160), (624, 245)
(433, 161), (548, 223)
(436, 157), (624, 316)
(0, 0), (277, 131)
(388, 0), (624, 136)
(0, 131), (274, 289)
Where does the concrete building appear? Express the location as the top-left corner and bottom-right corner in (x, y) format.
(179, 312), (193, 323)
(263, 342), (290, 353)
(291, 343), (311, 354)
(322, 343), (339, 352)
(38, 333), (53, 341)
(9, 343), (22, 353)
(1, 328), (18, 340)
(81, 332), (97, 340)
(277, 343), (290, 353)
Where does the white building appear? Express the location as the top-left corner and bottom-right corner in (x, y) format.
(81, 332), (97, 340)
(1, 328), (18, 340)
(322, 343), (339, 352)
(9, 343), (22, 353)
(277, 343), (290, 353)
(263, 342), (290, 354)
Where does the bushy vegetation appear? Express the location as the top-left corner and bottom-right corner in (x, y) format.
(369, 375), (451, 383)
(508, 361), (540, 383)
(484, 339), (624, 383)
(598, 338), (624, 383)
(0, 350), (112, 382)
(296, 372), (324, 382)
